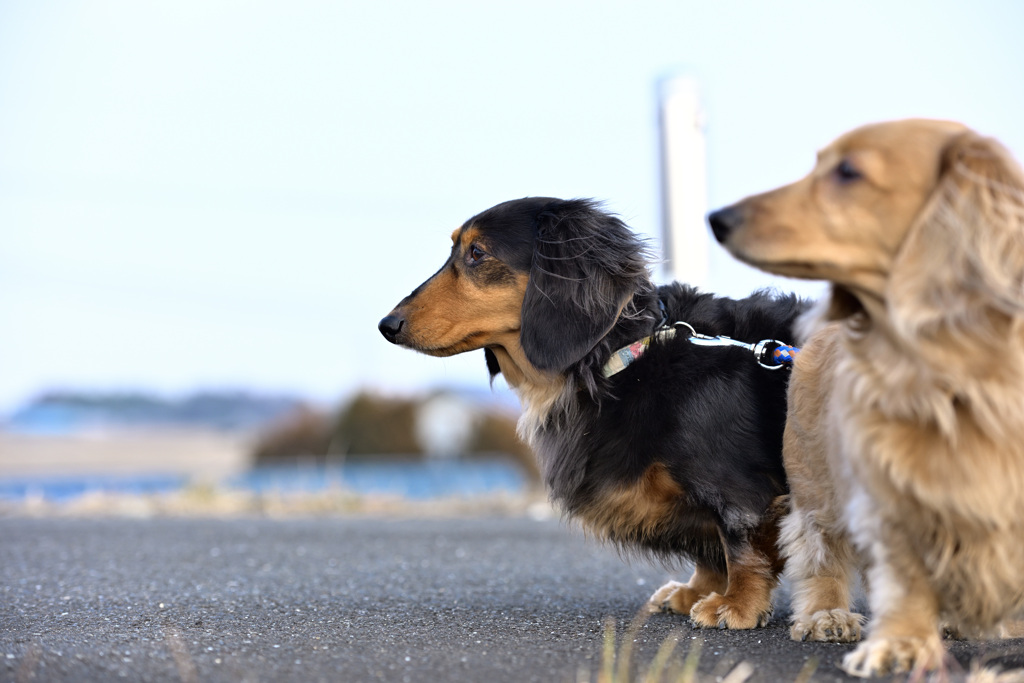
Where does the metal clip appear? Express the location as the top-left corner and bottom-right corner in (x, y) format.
(673, 322), (788, 371)
(752, 339), (788, 371)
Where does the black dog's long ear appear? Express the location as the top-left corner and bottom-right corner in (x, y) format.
(484, 348), (501, 381)
(521, 199), (650, 373)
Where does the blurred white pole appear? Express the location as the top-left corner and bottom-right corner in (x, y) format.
(659, 76), (709, 287)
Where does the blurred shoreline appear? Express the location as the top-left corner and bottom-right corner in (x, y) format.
(0, 429), (250, 479)
(0, 486), (554, 520)
(0, 429), (550, 519)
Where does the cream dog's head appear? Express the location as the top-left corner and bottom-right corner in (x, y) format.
(710, 119), (1024, 340)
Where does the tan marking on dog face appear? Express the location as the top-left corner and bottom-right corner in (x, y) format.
(578, 463), (684, 543)
(458, 225), (481, 250)
(722, 119), (969, 298)
(389, 223), (528, 357)
(399, 268), (527, 356)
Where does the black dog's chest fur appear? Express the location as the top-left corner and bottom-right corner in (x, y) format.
(532, 284), (803, 569)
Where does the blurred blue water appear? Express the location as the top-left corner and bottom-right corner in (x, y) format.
(0, 459), (528, 502)
(232, 460), (527, 499)
(0, 474), (187, 501)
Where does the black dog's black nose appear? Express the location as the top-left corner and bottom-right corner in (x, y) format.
(378, 314), (405, 344)
(708, 206), (743, 244)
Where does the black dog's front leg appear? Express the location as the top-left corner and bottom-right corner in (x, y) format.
(689, 496), (788, 629)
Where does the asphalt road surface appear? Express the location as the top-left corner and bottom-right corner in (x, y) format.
(2, 517), (1022, 683)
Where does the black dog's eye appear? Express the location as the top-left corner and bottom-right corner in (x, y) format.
(466, 244), (487, 264)
(834, 159), (862, 183)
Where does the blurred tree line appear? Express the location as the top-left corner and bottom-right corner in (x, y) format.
(252, 391), (539, 481)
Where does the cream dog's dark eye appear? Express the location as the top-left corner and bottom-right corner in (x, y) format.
(835, 159), (862, 183)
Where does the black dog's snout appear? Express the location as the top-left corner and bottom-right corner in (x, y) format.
(708, 206), (744, 244)
(378, 314), (405, 344)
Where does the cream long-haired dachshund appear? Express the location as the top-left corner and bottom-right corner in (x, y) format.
(709, 119), (1024, 677)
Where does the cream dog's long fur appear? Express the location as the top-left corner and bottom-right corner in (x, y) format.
(711, 119), (1024, 677)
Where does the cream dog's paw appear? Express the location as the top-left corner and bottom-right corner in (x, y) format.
(790, 609), (864, 643)
(841, 634), (944, 678)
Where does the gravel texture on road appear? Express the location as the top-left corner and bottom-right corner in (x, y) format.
(1, 517), (1022, 682)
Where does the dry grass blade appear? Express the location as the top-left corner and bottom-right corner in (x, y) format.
(793, 657), (819, 683)
(721, 661), (754, 683)
(164, 626), (199, 683)
(14, 644), (41, 683)
(670, 637), (702, 683)
(642, 629), (682, 683)
(616, 610), (652, 683)
(598, 616), (617, 683)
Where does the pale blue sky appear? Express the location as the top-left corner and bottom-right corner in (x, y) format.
(2, 1), (1023, 412)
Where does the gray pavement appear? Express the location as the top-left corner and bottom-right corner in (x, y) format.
(1, 517), (1022, 682)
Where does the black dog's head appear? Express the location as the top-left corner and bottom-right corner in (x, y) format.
(378, 198), (651, 382)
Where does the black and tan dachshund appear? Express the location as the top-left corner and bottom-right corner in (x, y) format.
(379, 197), (806, 627)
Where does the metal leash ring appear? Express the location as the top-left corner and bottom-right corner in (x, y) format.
(752, 339), (790, 371)
(673, 322), (791, 371)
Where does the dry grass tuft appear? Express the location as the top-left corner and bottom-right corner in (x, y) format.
(581, 614), (1021, 683)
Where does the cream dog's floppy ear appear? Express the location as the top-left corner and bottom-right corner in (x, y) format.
(888, 131), (1024, 340)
